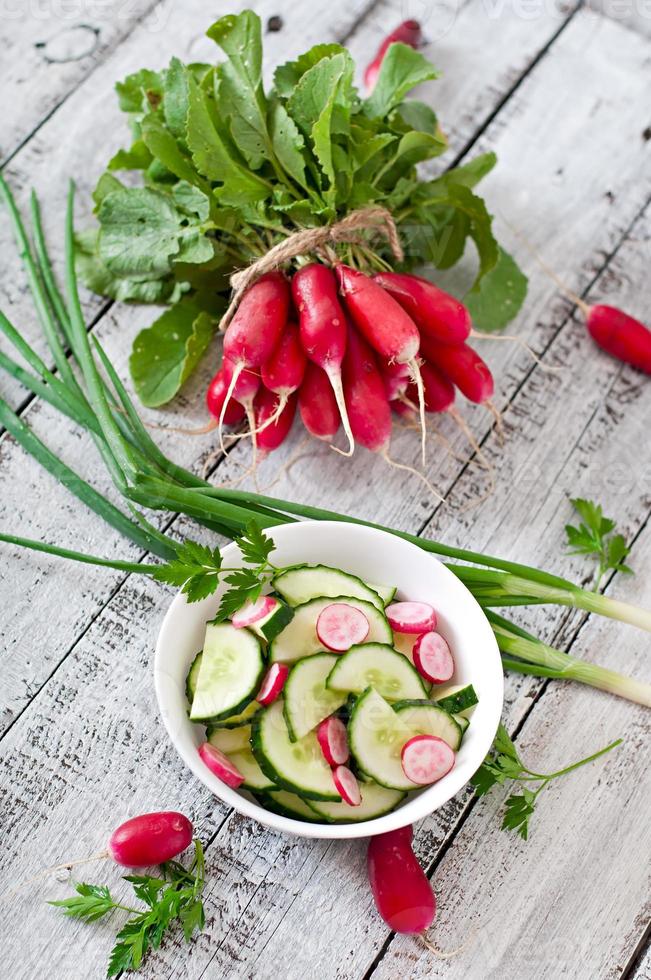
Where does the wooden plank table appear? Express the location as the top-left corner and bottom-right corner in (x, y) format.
(1, 2), (650, 977)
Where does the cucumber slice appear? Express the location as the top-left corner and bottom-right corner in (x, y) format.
(367, 582), (397, 606)
(348, 688), (418, 791)
(206, 699), (261, 730)
(283, 653), (348, 741)
(392, 700), (462, 750)
(251, 700), (341, 801)
(273, 565), (384, 611)
(190, 623), (264, 722)
(391, 631), (416, 664)
(248, 599), (294, 642)
(208, 725), (251, 754)
(435, 684), (478, 715)
(454, 714), (470, 738)
(326, 644), (428, 700)
(256, 790), (321, 822)
(185, 651), (203, 704)
(269, 596), (391, 664)
(306, 781), (405, 822)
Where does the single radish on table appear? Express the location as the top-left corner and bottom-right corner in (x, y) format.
(332, 765), (361, 806)
(386, 601), (437, 634)
(256, 663), (289, 706)
(367, 826), (436, 933)
(317, 715), (350, 766)
(292, 263), (355, 453)
(582, 303), (651, 375)
(374, 272), (472, 346)
(198, 742), (245, 788)
(364, 20), (423, 92)
(401, 735), (455, 785)
(108, 812), (194, 868)
(298, 360), (341, 441)
(317, 601), (370, 652)
(413, 631), (454, 684)
(260, 322), (306, 429)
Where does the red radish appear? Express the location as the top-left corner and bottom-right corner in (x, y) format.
(336, 265), (428, 461)
(260, 322), (306, 429)
(380, 359), (411, 401)
(198, 742), (245, 788)
(367, 826), (436, 933)
(316, 601), (370, 652)
(107, 812), (193, 868)
(374, 272), (472, 346)
(206, 368), (246, 426)
(342, 324), (392, 453)
(386, 601), (437, 634)
(253, 387), (297, 458)
(219, 355), (260, 447)
(220, 271), (290, 442)
(299, 361), (341, 440)
(420, 336), (494, 405)
(401, 735), (455, 785)
(317, 715), (350, 766)
(232, 595), (279, 629)
(413, 632), (454, 684)
(584, 304), (651, 374)
(332, 765), (361, 806)
(256, 663), (289, 706)
(407, 359), (455, 414)
(292, 263), (355, 453)
(364, 20), (423, 92)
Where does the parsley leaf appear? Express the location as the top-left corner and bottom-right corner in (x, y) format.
(472, 723), (621, 839)
(565, 497), (633, 590)
(212, 522), (276, 621)
(237, 521), (275, 567)
(153, 539), (223, 602)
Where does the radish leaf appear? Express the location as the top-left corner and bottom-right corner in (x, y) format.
(465, 246), (528, 332)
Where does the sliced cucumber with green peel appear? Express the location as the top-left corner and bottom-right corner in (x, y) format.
(306, 781), (405, 822)
(326, 644), (428, 700)
(257, 790), (321, 822)
(251, 700), (341, 801)
(348, 688), (417, 791)
(367, 582), (397, 606)
(208, 725), (252, 754)
(269, 596), (391, 664)
(273, 565), (384, 611)
(454, 714), (470, 738)
(283, 653), (348, 741)
(245, 599), (294, 642)
(185, 651), (202, 704)
(392, 700), (462, 750)
(435, 684), (478, 715)
(190, 623), (264, 722)
(230, 745), (275, 791)
(391, 631), (416, 663)
(206, 699), (261, 730)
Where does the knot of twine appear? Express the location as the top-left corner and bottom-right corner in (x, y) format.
(221, 206), (403, 330)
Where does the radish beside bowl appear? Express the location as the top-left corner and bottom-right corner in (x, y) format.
(154, 521), (503, 840)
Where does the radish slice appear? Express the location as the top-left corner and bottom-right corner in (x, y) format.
(412, 632), (454, 684)
(232, 595), (278, 629)
(317, 715), (350, 766)
(256, 663), (289, 706)
(316, 602), (370, 652)
(332, 765), (361, 806)
(401, 735), (455, 785)
(386, 601), (437, 634)
(198, 742), (245, 788)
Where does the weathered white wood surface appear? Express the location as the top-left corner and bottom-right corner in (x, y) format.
(1, 1), (650, 978)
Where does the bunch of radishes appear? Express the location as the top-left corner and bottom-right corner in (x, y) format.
(208, 263), (495, 471)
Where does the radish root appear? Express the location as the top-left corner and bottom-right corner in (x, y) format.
(418, 932), (470, 958)
(381, 449), (445, 503)
(326, 367), (355, 457)
(1, 851), (109, 901)
(407, 357), (427, 466)
(447, 407), (492, 472)
(218, 363), (243, 457)
(470, 329), (561, 375)
(484, 399), (505, 443)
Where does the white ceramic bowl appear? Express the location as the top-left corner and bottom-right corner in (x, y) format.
(155, 520), (503, 839)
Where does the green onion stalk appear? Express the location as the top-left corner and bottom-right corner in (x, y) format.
(1, 175), (650, 708)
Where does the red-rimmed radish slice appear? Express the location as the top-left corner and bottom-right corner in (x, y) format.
(232, 596), (278, 629)
(256, 663), (289, 706)
(198, 742), (245, 788)
(317, 715), (350, 766)
(386, 601), (437, 634)
(316, 602), (370, 652)
(401, 735), (455, 785)
(332, 765), (361, 806)
(412, 632), (454, 684)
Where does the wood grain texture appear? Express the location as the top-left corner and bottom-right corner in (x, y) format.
(1, 2), (650, 979)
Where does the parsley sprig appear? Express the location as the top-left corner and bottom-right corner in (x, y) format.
(472, 724), (621, 840)
(565, 497), (633, 591)
(153, 521), (277, 607)
(49, 840), (206, 977)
